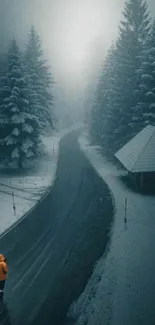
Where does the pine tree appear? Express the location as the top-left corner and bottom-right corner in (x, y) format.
(112, 0), (151, 148)
(0, 39), (41, 168)
(24, 26), (55, 132)
(90, 0), (151, 153)
(110, 0), (150, 149)
(99, 45), (121, 152)
(90, 44), (121, 153)
(134, 20), (155, 130)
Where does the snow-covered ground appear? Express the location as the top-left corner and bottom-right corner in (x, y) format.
(0, 124), (82, 236)
(68, 132), (155, 325)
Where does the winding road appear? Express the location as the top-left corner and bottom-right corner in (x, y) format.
(0, 130), (113, 325)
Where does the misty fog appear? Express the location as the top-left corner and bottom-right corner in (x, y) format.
(0, 0), (155, 124)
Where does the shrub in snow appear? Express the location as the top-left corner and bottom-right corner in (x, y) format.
(0, 39), (41, 168)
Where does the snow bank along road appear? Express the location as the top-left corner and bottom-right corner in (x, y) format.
(0, 126), (79, 235)
(68, 134), (155, 325)
(0, 130), (113, 325)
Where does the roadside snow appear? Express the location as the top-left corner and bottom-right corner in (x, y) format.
(68, 132), (155, 325)
(0, 124), (82, 235)
(0, 135), (59, 235)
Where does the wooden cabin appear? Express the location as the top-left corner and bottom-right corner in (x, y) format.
(115, 125), (155, 192)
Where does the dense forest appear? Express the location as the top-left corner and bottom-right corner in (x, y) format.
(0, 27), (55, 168)
(90, 0), (155, 154)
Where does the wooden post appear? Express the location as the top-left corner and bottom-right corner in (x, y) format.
(12, 191), (16, 216)
(124, 197), (127, 224)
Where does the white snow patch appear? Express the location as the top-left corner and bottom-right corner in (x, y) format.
(21, 139), (33, 153)
(22, 124), (33, 134)
(26, 149), (34, 158)
(6, 138), (15, 146)
(12, 128), (19, 136)
(142, 74), (153, 81)
(149, 103), (155, 109)
(68, 131), (155, 325)
(146, 91), (155, 98)
(11, 114), (25, 124)
(11, 148), (19, 159)
(11, 106), (19, 113)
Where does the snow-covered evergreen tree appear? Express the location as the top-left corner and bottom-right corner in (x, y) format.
(0, 54), (8, 147)
(24, 26), (55, 132)
(90, 0), (151, 153)
(134, 20), (155, 130)
(0, 39), (41, 168)
(90, 44), (122, 153)
(112, 0), (151, 148)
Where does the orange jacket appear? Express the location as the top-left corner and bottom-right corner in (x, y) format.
(0, 254), (8, 281)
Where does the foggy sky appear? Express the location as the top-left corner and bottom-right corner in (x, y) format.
(1, 0), (155, 122)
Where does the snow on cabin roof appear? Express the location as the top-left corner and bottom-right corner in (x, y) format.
(115, 125), (155, 173)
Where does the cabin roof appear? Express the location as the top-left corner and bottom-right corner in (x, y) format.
(115, 125), (155, 173)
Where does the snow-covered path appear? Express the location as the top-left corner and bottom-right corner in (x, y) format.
(69, 133), (155, 325)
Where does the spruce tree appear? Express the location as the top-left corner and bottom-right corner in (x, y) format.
(90, 0), (151, 153)
(111, 0), (151, 149)
(99, 45), (121, 152)
(0, 54), (7, 150)
(24, 26), (55, 132)
(134, 20), (155, 130)
(0, 39), (41, 168)
(90, 44), (120, 153)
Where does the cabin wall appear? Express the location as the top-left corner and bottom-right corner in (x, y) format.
(132, 172), (155, 193)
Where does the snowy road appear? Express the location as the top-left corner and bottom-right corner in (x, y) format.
(69, 134), (155, 325)
(0, 131), (113, 325)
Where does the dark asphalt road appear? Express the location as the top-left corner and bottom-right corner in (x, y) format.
(0, 130), (113, 325)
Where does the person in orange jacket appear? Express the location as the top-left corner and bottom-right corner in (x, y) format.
(0, 254), (8, 301)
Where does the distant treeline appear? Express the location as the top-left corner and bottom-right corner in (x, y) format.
(90, 0), (155, 154)
(0, 26), (56, 168)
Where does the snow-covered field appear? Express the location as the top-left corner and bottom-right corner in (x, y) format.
(0, 135), (59, 235)
(68, 132), (155, 325)
(0, 124), (82, 236)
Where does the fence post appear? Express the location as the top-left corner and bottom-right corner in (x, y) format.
(12, 191), (16, 216)
(124, 197), (127, 224)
